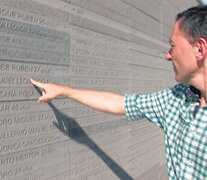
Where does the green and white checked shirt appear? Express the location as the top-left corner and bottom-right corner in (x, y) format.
(125, 84), (207, 179)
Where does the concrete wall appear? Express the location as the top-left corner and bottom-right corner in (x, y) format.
(0, 0), (199, 179)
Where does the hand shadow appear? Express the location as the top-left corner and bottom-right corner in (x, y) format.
(33, 85), (133, 180)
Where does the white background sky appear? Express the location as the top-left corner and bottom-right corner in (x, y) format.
(200, 0), (207, 4)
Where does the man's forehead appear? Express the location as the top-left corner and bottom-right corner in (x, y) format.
(170, 21), (184, 41)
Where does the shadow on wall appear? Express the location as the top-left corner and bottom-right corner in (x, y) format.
(33, 85), (133, 180)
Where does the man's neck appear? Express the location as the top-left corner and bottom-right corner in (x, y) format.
(200, 96), (207, 107)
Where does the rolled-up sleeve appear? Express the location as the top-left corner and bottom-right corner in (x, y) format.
(125, 89), (172, 128)
(125, 94), (144, 121)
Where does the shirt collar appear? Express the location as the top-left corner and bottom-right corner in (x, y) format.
(186, 85), (201, 101)
(185, 85), (202, 118)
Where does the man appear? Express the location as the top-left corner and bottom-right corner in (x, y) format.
(31, 5), (207, 179)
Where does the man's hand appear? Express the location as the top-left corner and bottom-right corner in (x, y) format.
(30, 78), (125, 114)
(30, 78), (64, 103)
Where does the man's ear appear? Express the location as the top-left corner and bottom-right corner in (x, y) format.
(195, 38), (207, 63)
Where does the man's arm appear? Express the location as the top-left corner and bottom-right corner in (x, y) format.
(30, 78), (125, 115)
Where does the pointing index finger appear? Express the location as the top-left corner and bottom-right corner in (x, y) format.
(30, 78), (45, 89)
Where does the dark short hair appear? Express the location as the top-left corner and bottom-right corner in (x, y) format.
(176, 5), (207, 44)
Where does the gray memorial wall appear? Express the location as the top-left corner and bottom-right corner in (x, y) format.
(0, 0), (199, 179)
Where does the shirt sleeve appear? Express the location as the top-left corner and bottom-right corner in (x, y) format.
(125, 88), (171, 128)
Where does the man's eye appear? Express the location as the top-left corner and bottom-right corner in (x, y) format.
(170, 44), (175, 50)
(169, 46), (174, 54)
(170, 44), (175, 47)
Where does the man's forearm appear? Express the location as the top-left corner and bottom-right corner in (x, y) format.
(30, 79), (125, 115)
(61, 86), (126, 115)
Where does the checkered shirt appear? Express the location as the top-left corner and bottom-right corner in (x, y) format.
(125, 84), (207, 179)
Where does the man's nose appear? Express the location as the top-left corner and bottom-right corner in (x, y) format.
(165, 50), (172, 61)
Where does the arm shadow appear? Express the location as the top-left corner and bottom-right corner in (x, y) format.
(34, 86), (133, 180)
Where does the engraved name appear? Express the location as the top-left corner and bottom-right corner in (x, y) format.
(0, 32), (59, 50)
(0, 47), (68, 64)
(0, 124), (56, 140)
(0, 165), (32, 179)
(0, 135), (61, 154)
(0, 89), (34, 99)
(0, 113), (52, 127)
(0, 103), (30, 113)
(0, 146), (55, 167)
(0, 7), (54, 27)
(0, 18), (63, 41)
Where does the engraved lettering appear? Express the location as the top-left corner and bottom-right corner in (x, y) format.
(14, 115), (36, 124)
(0, 48), (65, 64)
(0, 18), (62, 41)
(0, 7), (17, 18)
(0, 7), (54, 27)
(0, 169), (14, 179)
(0, 124), (56, 141)
(16, 77), (28, 84)
(0, 143), (57, 163)
(71, 26), (92, 37)
(16, 11), (54, 27)
(0, 156), (15, 166)
(0, 165), (33, 179)
(23, 174), (43, 180)
(72, 7), (85, 16)
(0, 89), (34, 98)
(21, 135), (61, 148)
(11, 36), (46, 48)
(0, 62), (51, 74)
(0, 129), (27, 140)
(0, 63), (10, 71)
(0, 104), (30, 112)
(0, 113), (52, 129)
(72, 37), (92, 46)
(0, 32), (60, 50)
(0, 117), (13, 126)
(0, 142), (21, 153)
(0, 77), (14, 84)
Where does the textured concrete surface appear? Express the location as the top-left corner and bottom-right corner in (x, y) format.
(0, 0), (199, 179)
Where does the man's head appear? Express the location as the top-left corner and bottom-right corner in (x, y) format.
(176, 5), (207, 44)
(166, 5), (207, 84)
